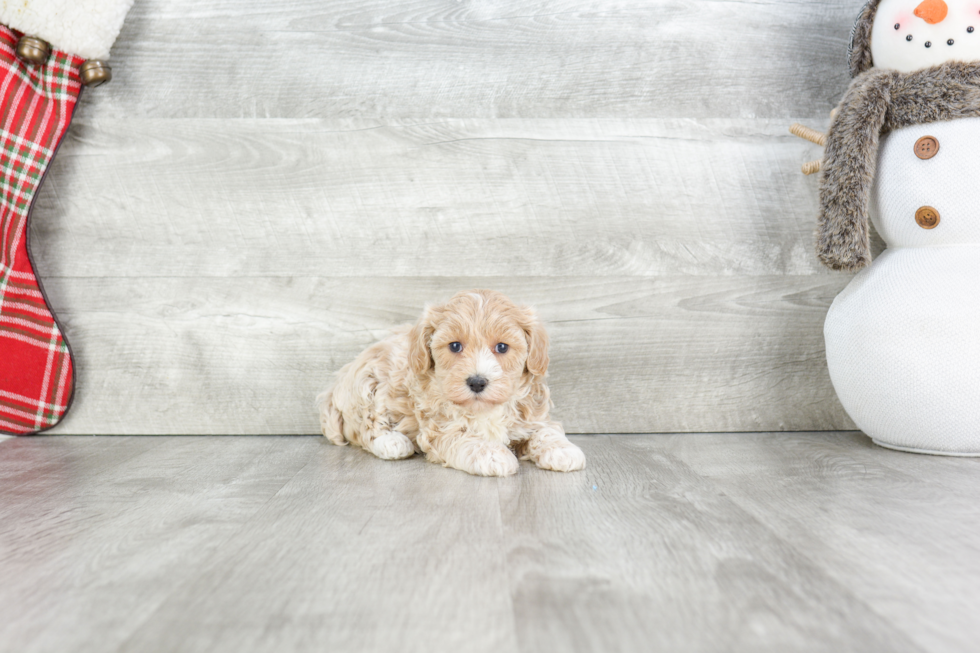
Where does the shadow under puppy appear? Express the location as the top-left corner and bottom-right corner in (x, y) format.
(317, 290), (585, 476)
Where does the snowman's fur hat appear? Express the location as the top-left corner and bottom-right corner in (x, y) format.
(819, 61), (980, 270)
(848, 0), (883, 77)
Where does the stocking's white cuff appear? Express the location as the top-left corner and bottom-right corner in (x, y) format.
(0, 0), (134, 60)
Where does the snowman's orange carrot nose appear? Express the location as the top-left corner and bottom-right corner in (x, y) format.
(914, 0), (948, 24)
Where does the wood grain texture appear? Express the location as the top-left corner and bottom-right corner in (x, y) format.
(0, 437), (312, 653)
(20, 0), (873, 434)
(79, 0), (855, 121)
(4, 434), (979, 652)
(116, 439), (517, 653)
(668, 432), (980, 653)
(42, 276), (854, 435)
(25, 117), (855, 434)
(502, 436), (923, 653)
(31, 118), (831, 278)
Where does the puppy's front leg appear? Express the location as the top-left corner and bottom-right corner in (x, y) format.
(520, 422), (586, 472)
(418, 427), (519, 477)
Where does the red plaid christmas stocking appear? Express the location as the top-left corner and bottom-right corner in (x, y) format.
(0, 27), (83, 435)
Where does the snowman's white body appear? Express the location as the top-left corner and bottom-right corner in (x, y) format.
(825, 117), (980, 454)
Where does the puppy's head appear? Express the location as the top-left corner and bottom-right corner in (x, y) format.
(409, 290), (548, 411)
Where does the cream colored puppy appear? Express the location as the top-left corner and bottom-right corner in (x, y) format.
(317, 290), (586, 477)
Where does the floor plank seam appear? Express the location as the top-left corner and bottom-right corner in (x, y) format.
(111, 442), (318, 653)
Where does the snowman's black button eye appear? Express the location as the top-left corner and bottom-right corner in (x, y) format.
(907, 34), (914, 41)
(925, 41), (932, 48)
(895, 23), (901, 30)
(449, 342), (462, 353)
(948, 39), (955, 46)
(969, 27), (975, 33)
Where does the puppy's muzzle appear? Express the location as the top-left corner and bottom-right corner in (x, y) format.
(466, 376), (488, 394)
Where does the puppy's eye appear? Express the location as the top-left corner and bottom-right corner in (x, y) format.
(494, 343), (509, 354)
(449, 342), (463, 353)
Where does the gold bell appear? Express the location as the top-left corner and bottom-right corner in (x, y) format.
(16, 36), (51, 64)
(80, 60), (112, 87)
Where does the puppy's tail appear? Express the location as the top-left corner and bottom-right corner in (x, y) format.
(316, 387), (348, 446)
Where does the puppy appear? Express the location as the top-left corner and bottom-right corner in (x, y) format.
(317, 290), (586, 477)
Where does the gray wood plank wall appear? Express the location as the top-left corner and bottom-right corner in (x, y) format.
(29, 0), (871, 434)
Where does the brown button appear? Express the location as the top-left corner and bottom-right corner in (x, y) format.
(915, 206), (941, 229)
(914, 136), (940, 160)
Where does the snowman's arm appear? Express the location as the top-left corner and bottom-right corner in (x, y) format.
(789, 109), (839, 176)
(790, 124), (827, 175)
(790, 123), (827, 147)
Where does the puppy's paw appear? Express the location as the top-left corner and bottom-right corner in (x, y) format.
(535, 443), (586, 473)
(474, 448), (520, 477)
(370, 431), (416, 460)
(454, 444), (519, 477)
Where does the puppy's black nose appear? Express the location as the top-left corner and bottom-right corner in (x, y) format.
(467, 376), (488, 394)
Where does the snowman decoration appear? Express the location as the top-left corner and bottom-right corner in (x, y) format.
(795, 0), (980, 455)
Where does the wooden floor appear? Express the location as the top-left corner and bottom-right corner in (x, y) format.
(1, 433), (978, 653)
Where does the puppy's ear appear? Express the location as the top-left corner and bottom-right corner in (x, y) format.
(408, 306), (438, 374)
(520, 306), (549, 377)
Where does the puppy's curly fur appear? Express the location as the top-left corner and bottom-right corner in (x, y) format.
(317, 290), (586, 477)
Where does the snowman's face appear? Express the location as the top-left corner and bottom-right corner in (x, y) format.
(871, 0), (980, 72)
